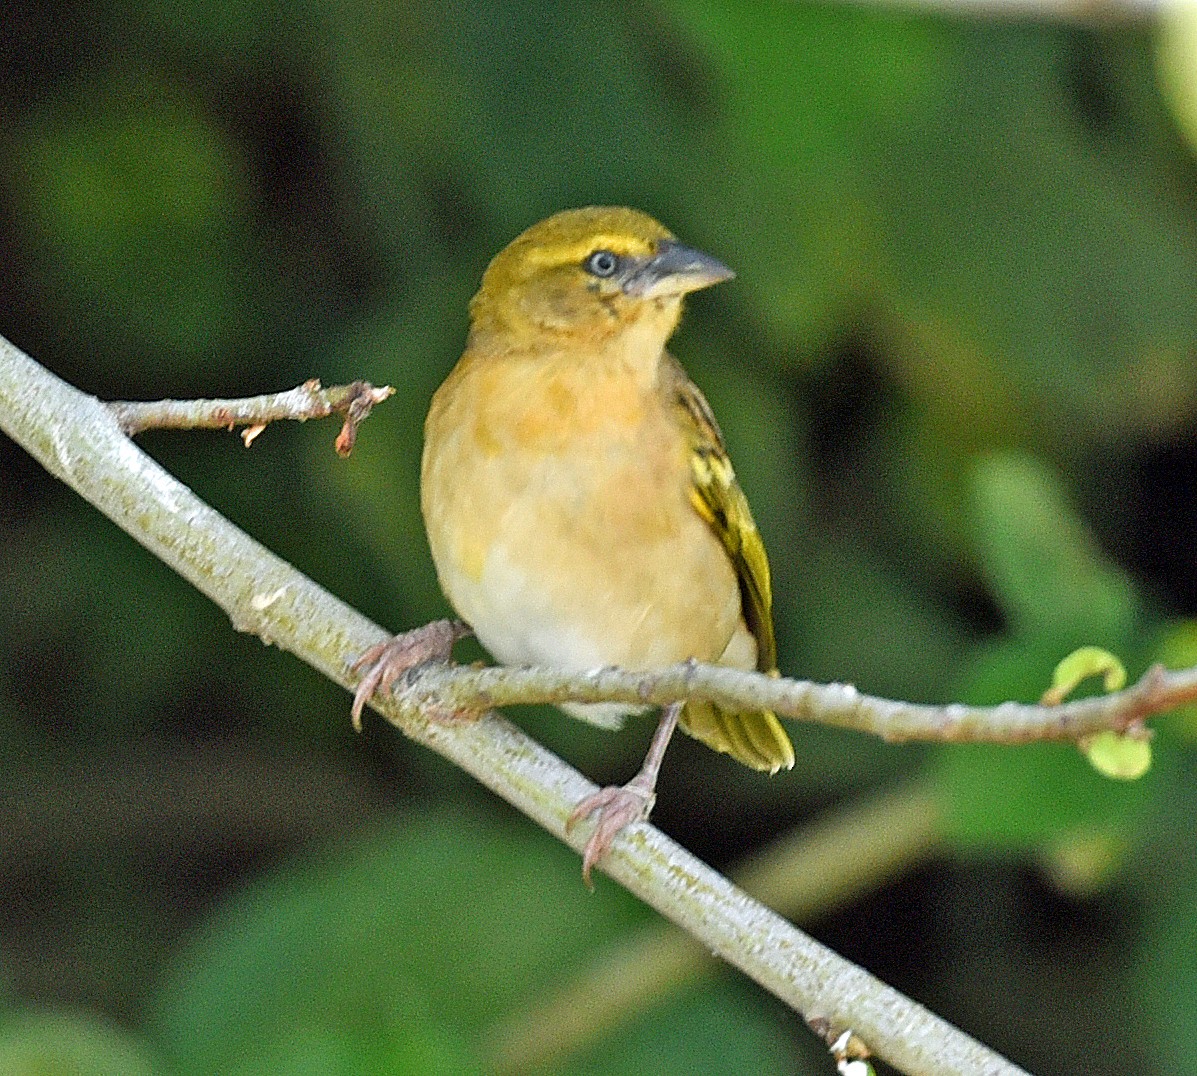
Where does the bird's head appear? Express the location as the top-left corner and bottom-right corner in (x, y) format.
(467, 206), (733, 346)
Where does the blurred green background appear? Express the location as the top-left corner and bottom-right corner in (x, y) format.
(3, 1), (1197, 1073)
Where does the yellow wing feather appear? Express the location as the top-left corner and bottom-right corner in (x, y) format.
(665, 355), (795, 773)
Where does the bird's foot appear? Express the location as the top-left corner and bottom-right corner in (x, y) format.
(350, 619), (470, 730)
(567, 772), (657, 888)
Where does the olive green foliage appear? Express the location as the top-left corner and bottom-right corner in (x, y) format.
(149, 816), (799, 1075)
(2, 2), (1197, 1073)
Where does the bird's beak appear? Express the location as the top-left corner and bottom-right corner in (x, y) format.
(623, 239), (735, 299)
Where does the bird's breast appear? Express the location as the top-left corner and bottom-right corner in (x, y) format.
(421, 347), (743, 700)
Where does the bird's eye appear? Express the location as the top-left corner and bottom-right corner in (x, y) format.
(584, 250), (620, 278)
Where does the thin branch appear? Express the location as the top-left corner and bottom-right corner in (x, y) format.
(486, 780), (943, 1073)
(0, 331), (1079, 1075)
(392, 653), (1186, 746)
(109, 379), (394, 456)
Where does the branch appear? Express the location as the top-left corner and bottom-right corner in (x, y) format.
(1, 331), (1062, 1075)
(486, 780), (943, 1073)
(109, 379), (394, 455)
(392, 654), (1186, 745)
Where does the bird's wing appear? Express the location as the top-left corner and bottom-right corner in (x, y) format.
(665, 354), (794, 773)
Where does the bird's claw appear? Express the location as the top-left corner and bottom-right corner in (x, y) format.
(350, 619), (469, 730)
(567, 777), (657, 888)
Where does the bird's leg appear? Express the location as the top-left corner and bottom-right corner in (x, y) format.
(567, 701), (683, 887)
(350, 619), (471, 731)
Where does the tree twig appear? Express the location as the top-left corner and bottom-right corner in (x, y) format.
(108, 379), (394, 456)
(389, 654), (1186, 746)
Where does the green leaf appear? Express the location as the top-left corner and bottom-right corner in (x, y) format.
(937, 740), (1149, 854)
(152, 814), (610, 1073)
(1140, 803), (1197, 1070)
(936, 638), (1152, 855)
(1157, 6), (1197, 160)
(882, 25), (1197, 439)
(0, 1010), (162, 1076)
(1044, 646), (1127, 705)
(8, 71), (254, 366)
(152, 811), (794, 1074)
(1149, 620), (1197, 737)
(1038, 827), (1129, 900)
(660, 0), (944, 349)
(1082, 730), (1152, 781)
(969, 453), (1140, 643)
(561, 982), (805, 1075)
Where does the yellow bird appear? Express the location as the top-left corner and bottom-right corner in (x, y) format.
(354, 206), (794, 883)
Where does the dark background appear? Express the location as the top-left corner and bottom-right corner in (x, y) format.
(2, 2), (1196, 1073)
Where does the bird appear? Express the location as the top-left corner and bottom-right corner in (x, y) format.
(352, 206), (794, 884)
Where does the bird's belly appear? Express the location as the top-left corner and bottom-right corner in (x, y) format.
(442, 547), (640, 729)
(425, 438), (743, 727)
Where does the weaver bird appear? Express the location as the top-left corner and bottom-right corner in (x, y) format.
(353, 206), (794, 884)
